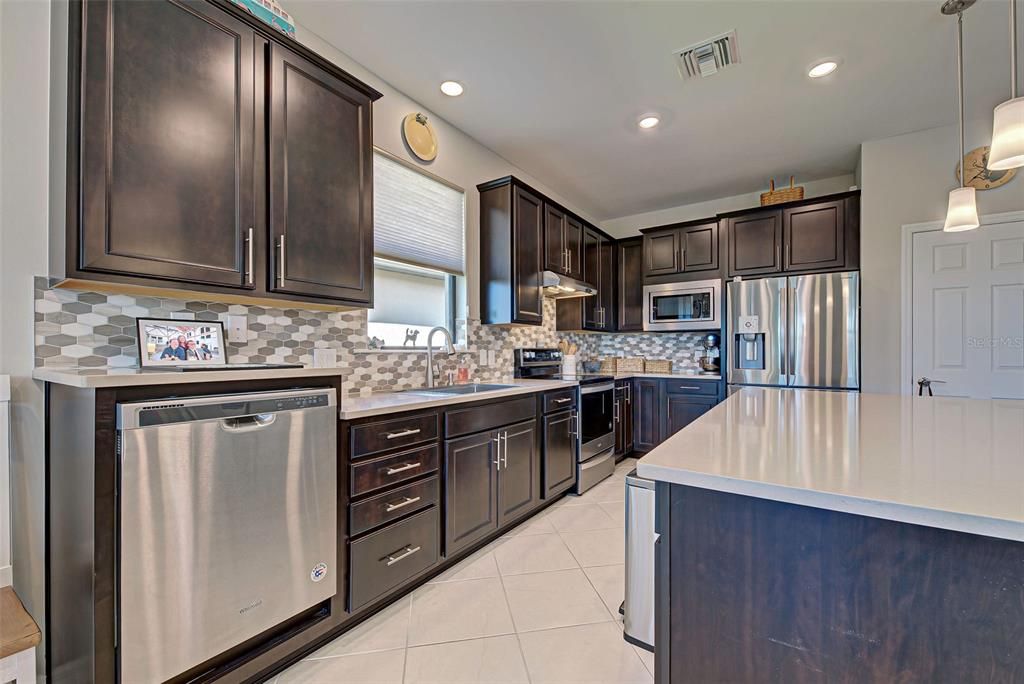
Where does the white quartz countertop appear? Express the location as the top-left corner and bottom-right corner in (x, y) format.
(615, 371), (721, 381)
(33, 365), (344, 388)
(637, 387), (1024, 542)
(338, 378), (578, 420)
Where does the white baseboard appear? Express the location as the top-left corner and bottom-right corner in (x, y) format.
(0, 564), (11, 587)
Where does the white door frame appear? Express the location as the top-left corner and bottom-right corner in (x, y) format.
(900, 210), (1024, 395)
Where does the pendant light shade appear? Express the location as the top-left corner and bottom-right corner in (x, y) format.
(988, 0), (1023, 170)
(943, 186), (981, 231)
(942, 5), (980, 232)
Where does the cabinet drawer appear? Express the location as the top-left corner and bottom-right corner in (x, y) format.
(445, 396), (536, 438)
(542, 388), (577, 414)
(663, 380), (719, 397)
(349, 507), (439, 611)
(351, 444), (440, 497)
(351, 412), (439, 459)
(350, 476), (439, 537)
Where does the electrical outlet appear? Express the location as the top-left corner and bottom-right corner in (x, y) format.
(312, 348), (337, 368)
(169, 311), (195, 320)
(479, 349), (489, 367)
(225, 314), (248, 343)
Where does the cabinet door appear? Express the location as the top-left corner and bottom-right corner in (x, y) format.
(544, 204), (567, 274)
(728, 210), (783, 277)
(664, 395), (717, 439)
(498, 420), (541, 523)
(617, 238), (644, 332)
(633, 379), (662, 452)
(644, 230), (680, 277)
(597, 236), (614, 331)
(269, 44), (373, 303)
(680, 222), (719, 273)
(444, 431), (499, 556)
(78, 0), (256, 288)
(543, 410), (577, 497)
(622, 390), (634, 456)
(582, 228), (602, 329)
(783, 200), (846, 271)
(613, 387), (628, 456)
(565, 215), (584, 277)
(512, 186), (545, 324)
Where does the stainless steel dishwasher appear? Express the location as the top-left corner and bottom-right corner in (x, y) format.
(117, 388), (337, 684)
(623, 468), (656, 651)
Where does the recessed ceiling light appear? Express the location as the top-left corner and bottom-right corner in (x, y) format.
(638, 116), (660, 130)
(440, 81), (464, 97)
(807, 61), (839, 78)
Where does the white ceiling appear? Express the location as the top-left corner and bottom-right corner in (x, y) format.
(290, 0), (1018, 221)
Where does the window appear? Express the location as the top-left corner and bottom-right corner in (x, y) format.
(368, 150), (466, 348)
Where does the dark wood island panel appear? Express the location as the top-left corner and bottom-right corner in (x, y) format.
(655, 483), (1024, 683)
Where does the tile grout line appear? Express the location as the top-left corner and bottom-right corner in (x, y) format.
(493, 550), (534, 684)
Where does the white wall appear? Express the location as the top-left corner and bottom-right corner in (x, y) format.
(860, 119), (1024, 394)
(0, 376), (11, 588)
(601, 175), (857, 238)
(293, 24), (602, 322)
(0, 0), (55, 675)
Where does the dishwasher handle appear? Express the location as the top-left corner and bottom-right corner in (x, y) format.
(219, 414), (277, 432)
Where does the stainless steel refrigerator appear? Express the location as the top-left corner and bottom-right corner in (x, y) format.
(727, 271), (860, 391)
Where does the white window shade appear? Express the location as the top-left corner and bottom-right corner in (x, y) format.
(374, 151), (465, 275)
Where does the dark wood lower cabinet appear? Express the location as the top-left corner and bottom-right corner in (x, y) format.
(664, 394), (717, 439)
(497, 420), (541, 523)
(632, 379), (662, 453)
(614, 383), (633, 457)
(543, 410), (577, 496)
(444, 431), (499, 556)
(656, 484), (1024, 682)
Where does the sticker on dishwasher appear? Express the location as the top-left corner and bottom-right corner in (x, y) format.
(310, 562), (328, 583)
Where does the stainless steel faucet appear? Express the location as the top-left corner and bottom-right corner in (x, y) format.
(425, 326), (455, 388)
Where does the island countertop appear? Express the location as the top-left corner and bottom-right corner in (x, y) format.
(637, 387), (1024, 541)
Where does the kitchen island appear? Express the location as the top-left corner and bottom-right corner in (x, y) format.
(637, 387), (1024, 683)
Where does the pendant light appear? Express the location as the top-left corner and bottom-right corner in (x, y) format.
(988, 0), (1024, 170)
(942, 1), (980, 233)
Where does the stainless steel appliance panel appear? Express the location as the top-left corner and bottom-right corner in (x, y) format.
(789, 271), (860, 389)
(624, 469), (655, 651)
(118, 389), (337, 684)
(579, 382), (614, 454)
(577, 449), (615, 493)
(727, 276), (787, 387)
(643, 279), (722, 332)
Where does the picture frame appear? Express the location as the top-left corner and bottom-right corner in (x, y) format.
(136, 318), (228, 368)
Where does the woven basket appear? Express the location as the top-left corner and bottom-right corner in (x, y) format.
(598, 357), (618, 373)
(645, 359), (673, 374)
(760, 176), (805, 206)
(617, 357), (645, 373)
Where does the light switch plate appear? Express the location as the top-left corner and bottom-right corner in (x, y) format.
(488, 349), (498, 366)
(225, 314), (248, 343)
(479, 349), (489, 367)
(312, 348), (337, 368)
(169, 311), (195, 320)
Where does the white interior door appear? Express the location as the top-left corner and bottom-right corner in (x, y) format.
(911, 218), (1024, 399)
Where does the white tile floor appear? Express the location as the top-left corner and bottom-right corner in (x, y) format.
(273, 458), (650, 684)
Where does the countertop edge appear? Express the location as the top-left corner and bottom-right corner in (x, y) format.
(32, 366), (346, 388)
(636, 463), (1024, 543)
(338, 380), (579, 419)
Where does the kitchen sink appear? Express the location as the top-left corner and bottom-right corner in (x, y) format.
(401, 383), (518, 396)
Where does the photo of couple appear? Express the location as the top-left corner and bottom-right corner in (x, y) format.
(137, 318), (226, 368)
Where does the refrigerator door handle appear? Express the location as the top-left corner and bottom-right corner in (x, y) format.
(787, 283), (797, 387)
(779, 280), (789, 386)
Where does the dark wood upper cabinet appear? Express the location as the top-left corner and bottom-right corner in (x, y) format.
(616, 238), (644, 332)
(783, 199), (846, 272)
(544, 204), (567, 274)
(555, 224), (613, 332)
(67, 0), (380, 305)
(444, 431), (499, 557)
(77, 0), (257, 289)
(268, 44), (374, 303)
(479, 179), (545, 325)
(641, 220), (719, 281)
(565, 216), (583, 277)
(497, 420), (540, 524)
(726, 209), (783, 277)
(542, 410), (577, 497)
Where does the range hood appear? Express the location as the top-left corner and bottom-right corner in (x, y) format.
(542, 271), (597, 299)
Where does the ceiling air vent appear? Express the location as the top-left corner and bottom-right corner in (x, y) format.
(674, 30), (740, 80)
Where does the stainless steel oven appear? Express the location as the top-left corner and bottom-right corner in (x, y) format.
(643, 278), (721, 332)
(578, 381), (615, 492)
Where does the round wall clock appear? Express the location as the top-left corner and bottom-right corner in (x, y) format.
(956, 145), (1017, 190)
(402, 113), (438, 162)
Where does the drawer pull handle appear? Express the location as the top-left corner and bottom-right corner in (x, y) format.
(385, 462), (421, 475)
(553, 397), (572, 404)
(677, 385), (701, 391)
(385, 428), (422, 440)
(385, 496), (422, 513)
(384, 545), (421, 567)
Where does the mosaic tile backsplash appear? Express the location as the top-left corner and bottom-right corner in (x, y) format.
(33, 277), (708, 394)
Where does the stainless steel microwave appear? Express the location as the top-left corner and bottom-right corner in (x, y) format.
(642, 279), (721, 332)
